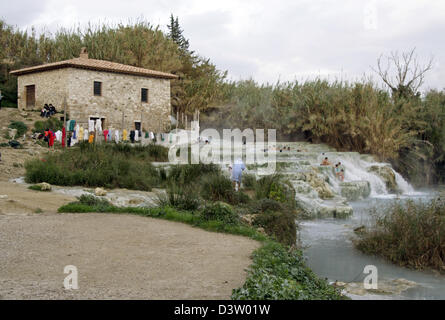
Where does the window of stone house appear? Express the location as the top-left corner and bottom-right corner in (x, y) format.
(94, 81), (102, 96)
(141, 88), (148, 103)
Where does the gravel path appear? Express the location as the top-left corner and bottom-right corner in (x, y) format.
(0, 213), (259, 299)
(0, 192), (259, 300)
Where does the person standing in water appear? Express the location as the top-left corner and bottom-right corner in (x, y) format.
(339, 169), (345, 182)
(229, 158), (246, 192)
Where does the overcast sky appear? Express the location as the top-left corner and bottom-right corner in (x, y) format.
(2, 0), (444, 90)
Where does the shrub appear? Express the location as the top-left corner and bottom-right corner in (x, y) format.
(76, 194), (113, 212)
(232, 241), (345, 300)
(200, 202), (239, 225)
(354, 199), (445, 271)
(242, 173), (257, 190)
(157, 184), (200, 211)
(201, 173), (232, 200)
(77, 194), (111, 207)
(24, 143), (168, 190)
(168, 163), (220, 185)
(254, 174), (281, 199)
(253, 211), (297, 246)
(33, 118), (63, 133)
(232, 191), (251, 204)
(251, 198), (284, 213)
(200, 173), (251, 205)
(8, 121), (27, 137)
(254, 174), (296, 207)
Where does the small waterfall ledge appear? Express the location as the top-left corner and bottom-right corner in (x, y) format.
(244, 142), (415, 219)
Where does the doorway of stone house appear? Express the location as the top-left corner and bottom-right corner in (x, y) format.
(89, 117), (106, 129)
(135, 121), (141, 137)
(25, 85), (35, 110)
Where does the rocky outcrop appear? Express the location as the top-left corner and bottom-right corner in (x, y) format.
(340, 181), (371, 201)
(37, 182), (52, 191)
(293, 168), (334, 199)
(295, 195), (353, 219)
(94, 187), (107, 196)
(335, 278), (417, 296)
(8, 128), (17, 140)
(367, 165), (399, 193)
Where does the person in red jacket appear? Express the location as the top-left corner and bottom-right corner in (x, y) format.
(45, 128), (56, 150)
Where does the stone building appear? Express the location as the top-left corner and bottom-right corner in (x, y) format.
(10, 49), (177, 133)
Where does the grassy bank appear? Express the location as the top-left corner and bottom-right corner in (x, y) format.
(25, 142), (168, 191)
(58, 194), (345, 300)
(232, 241), (345, 300)
(354, 199), (445, 271)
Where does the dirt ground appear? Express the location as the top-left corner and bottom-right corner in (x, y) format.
(0, 183), (259, 301)
(0, 108), (260, 299)
(0, 212), (259, 299)
(0, 108), (48, 180)
(0, 180), (76, 214)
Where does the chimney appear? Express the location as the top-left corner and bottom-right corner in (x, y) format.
(79, 47), (88, 59)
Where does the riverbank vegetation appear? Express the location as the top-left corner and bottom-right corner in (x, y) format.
(354, 199), (445, 272)
(232, 241), (345, 300)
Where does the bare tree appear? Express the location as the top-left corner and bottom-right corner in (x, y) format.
(372, 48), (434, 98)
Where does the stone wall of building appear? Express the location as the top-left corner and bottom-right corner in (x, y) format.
(66, 68), (171, 132)
(16, 67), (172, 133)
(17, 69), (69, 111)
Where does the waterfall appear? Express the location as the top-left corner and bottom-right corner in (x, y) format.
(394, 171), (415, 194)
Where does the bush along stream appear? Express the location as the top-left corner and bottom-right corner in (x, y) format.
(353, 199), (445, 272)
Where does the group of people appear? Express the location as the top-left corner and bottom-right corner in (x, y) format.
(320, 156), (345, 181)
(40, 104), (57, 118)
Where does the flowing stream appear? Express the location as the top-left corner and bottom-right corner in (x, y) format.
(241, 141), (445, 299)
(300, 192), (445, 299)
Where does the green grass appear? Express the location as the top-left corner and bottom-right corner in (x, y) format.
(354, 199), (445, 271)
(28, 184), (50, 192)
(232, 241), (346, 300)
(25, 142), (169, 190)
(58, 194), (345, 300)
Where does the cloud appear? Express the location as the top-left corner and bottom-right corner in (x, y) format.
(2, 0), (444, 90)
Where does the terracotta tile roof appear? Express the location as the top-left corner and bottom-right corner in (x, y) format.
(10, 57), (178, 79)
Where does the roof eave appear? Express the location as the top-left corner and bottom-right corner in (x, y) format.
(9, 63), (178, 80)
